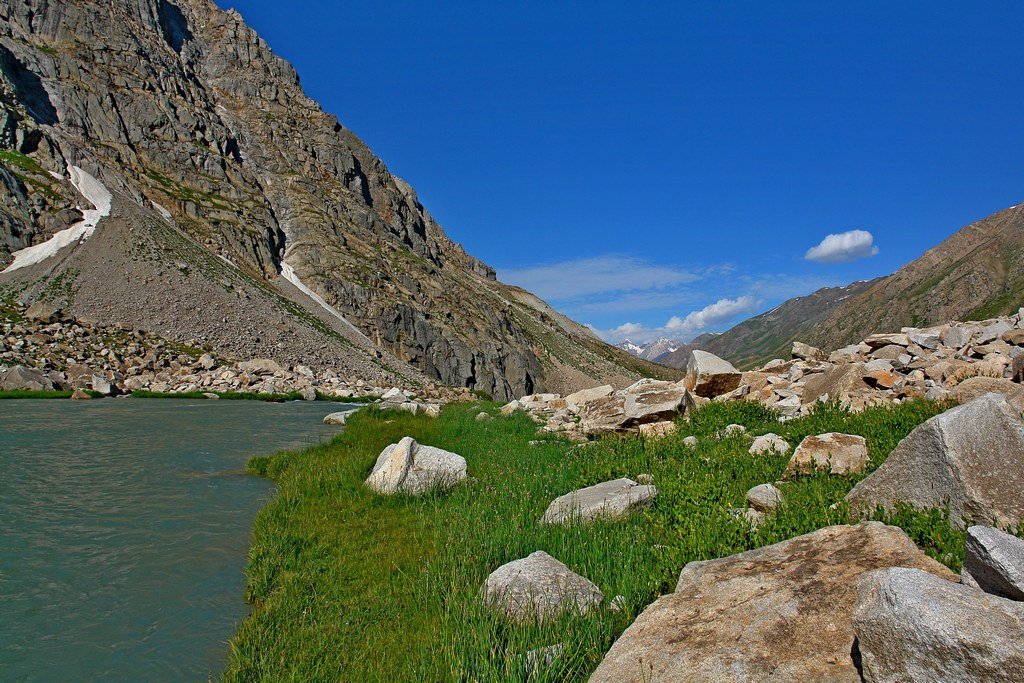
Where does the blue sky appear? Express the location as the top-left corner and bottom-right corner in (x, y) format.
(218, 1), (1024, 343)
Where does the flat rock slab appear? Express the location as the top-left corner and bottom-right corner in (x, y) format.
(579, 380), (690, 435)
(963, 525), (1024, 600)
(0, 365), (58, 391)
(786, 432), (869, 476)
(847, 394), (1024, 528)
(481, 550), (604, 622)
(588, 522), (955, 683)
(365, 436), (467, 495)
(542, 478), (657, 524)
(853, 567), (1024, 683)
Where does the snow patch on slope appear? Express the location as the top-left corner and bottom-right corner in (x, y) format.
(3, 166), (112, 273)
(279, 261), (371, 343)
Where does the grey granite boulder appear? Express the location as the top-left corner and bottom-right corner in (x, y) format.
(746, 483), (784, 513)
(0, 365), (58, 391)
(853, 567), (1024, 683)
(684, 350), (741, 398)
(949, 376), (1024, 413)
(541, 478), (656, 524)
(847, 394), (1024, 528)
(749, 432), (790, 455)
(481, 551), (604, 622)
(963, 525), (1024, 600)
(365, 436), (467, 495)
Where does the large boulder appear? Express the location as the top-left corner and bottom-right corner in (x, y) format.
(0, 365), (58, 391)
(846, 394), (1024, 528)
(589, 523), (955, 683)
(541, 478), (656, 524)
(962, 525), (1024, 600)
(949, 376), (1024, 413)
(579, 380), (690, 435)
(785, 433), (869, 476)
(684, 350), (741, 398)
(852, 567), (1024, 683)
(481, 551), (604, 622)
(364, 436), (467, 495)
(791, 341), (827, 361)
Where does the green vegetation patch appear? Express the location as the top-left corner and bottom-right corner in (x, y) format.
(225, 398), (979, 682)
(0, 389), (103, 399)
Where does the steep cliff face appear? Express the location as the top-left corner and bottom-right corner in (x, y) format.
(0, 0), (669, 399)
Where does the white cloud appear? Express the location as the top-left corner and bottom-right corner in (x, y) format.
(805, 229), (879, 263)
(589, 296), (761, 344)
(665, 296), (760, 336)
(499, 255), (702, 301)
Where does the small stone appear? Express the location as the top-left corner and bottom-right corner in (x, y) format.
(746, 483), (784, 513)
(475, 411), (491, 421)
(749, 433), (790, 455)
(682, 436), (698, 448)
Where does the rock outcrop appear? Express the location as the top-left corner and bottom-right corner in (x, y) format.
(481, 551), (604, 622)
(846, 394), (1024, 528)
(589, 522), (955, 682)
(852, 567), (1024, 683)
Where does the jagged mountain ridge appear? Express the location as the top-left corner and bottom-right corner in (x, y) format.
(0, 0), (674, 400)
(704, 201), (1024, 368)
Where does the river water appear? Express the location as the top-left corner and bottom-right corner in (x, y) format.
(0, 398), (348, 681)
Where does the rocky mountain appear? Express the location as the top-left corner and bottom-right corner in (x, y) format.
(0, 0), (673, 400)
(704, 201), (1024, 368)
(615, 337), (684, 361)
(649, 332), (721, 369)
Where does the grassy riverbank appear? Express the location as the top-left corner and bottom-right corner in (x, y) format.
(225, 399), (963, 682)
(0, 389), (103, 399)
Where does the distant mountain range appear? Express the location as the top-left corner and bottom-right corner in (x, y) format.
(616, 337), (685, 361)
(703, 201), (1024, 368)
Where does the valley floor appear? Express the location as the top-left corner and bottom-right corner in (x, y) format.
(225, 399), (965, 682)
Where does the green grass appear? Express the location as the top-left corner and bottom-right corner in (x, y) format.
(0, 389), (103, 399)
(224, 398), (973, 682)
(129, 390), (377, 403)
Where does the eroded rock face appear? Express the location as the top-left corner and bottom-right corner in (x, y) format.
(684, 350), (741, 398)
(481, 551), (604, 622)
(962, 525), (1024, 600)
(364, 436), (467, 495)
(853, 567), (1024, 683)
(846, 394), (1024, 528)
(786, 433), (869, 476)
(541, 478), (657, 525)
(589, 523), (955, 683)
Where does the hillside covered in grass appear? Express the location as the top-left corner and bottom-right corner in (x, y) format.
(226, 399), (963, 682)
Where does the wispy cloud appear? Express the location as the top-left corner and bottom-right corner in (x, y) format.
(499, 256), (704, 301)
(805, 229), (879, 263)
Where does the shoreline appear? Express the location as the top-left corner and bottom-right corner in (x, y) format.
(223, 399), (966, 681)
